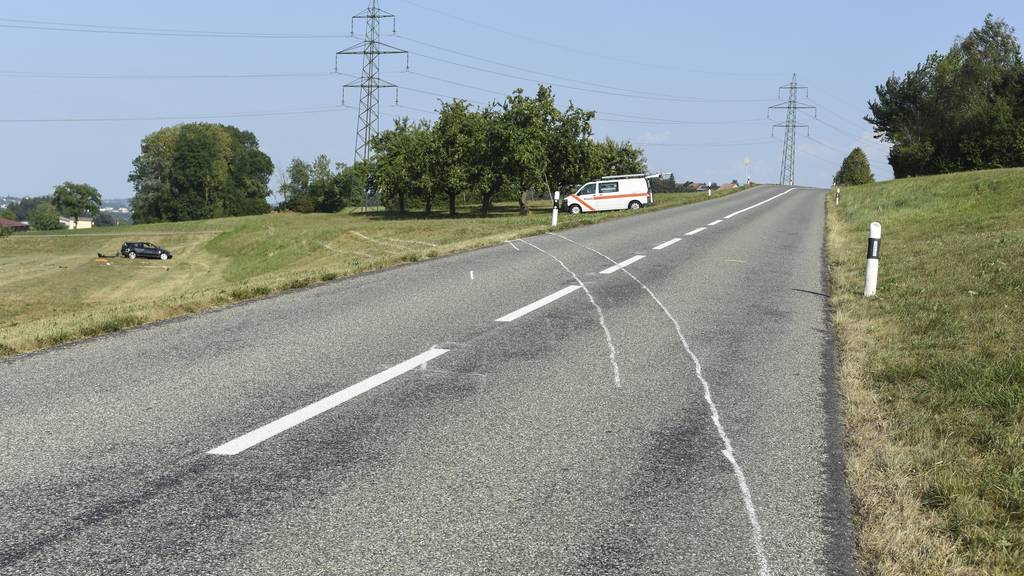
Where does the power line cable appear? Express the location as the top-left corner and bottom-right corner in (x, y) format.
(0, 17), (343, 39)
(0, 105), (346, 124)
(394, 0), (782, 78)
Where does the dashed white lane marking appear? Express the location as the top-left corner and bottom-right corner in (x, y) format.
(494, 285), (582, 323)
(470, 270), (475, 281)
(599, 254), (645, 274)
(653, 238), (681, 250)
(549, 232), (772, 576)
(208, 348), (449, 456)
(723, 187), (795, 219)
(520, 238), (621, 388)
(708, 219), (723, 226)
(685, 227), (707, 236)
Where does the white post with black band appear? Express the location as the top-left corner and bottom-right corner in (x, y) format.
(551, 190), (560, 227)
(836, 187), (841, 206)
(864, 222), (881, 297)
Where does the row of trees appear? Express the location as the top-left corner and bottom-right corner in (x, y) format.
(276, 155), (365, 213)
(868, 15), (1024, 178)
(2, 183), (104, 230)
(370, 86), (646, 215)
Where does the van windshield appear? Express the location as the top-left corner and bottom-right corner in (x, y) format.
(577, 183), (596, 196)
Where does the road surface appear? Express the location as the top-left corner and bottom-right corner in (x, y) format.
(0, 185), (855, 575)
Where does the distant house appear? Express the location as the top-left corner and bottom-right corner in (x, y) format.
(0, 218), (29, 232)
(683, 181), (707, 192)
(59, 217), (93, 230)
(719, 181), (739, 190)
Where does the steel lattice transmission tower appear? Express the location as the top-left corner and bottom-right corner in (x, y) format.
(768, 74), (815, 185)
(337, 0), (407, 205)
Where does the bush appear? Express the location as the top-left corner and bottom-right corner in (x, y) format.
(835, 148), (876, 186)
(28, 202), (65, 230)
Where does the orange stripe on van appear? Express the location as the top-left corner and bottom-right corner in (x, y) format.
(569, 194), (595, 211)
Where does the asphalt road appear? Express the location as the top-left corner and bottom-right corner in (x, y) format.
(0, 185), (856, 575)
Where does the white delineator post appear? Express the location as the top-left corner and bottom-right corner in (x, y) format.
(864, 222), (881, 297)
(551, 190), (560, 227)
(836, 187), (841, 206)
(707, 182), (712, 198)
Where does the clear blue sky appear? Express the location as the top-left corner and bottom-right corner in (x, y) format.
(1, 1), (1022, 200)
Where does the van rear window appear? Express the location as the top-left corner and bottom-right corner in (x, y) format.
(598, 182), (619, 193)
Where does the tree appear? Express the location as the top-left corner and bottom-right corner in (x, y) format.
(867, 15), (1024, 177)
(129, 123), (274, 223)
(373, 118), (436, 214)
(0, 207), (16, 220)
(93, 212), (117, 227)
(28, 202), (63, 230)
(52, 182), (101, 227)
(835, 148), (875, 185)
(587, 138), (648, 177)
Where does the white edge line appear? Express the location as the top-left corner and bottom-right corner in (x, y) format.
(653, 238), (681, 250)
(207, 348), (449, 456)
(495, 285), (582, 322)
(723, 187), (795, 219)
(599, 254), (645, 274)
(685, 227), (707, 236)
(708, 219), (723, 226)
(504, 240), (520, 251)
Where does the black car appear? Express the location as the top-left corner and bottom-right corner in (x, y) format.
(120, 241), (172, 260)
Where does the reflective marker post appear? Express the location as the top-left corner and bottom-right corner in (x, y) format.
(551, 190), (560, 227)
(864, 222), (881, 297)
(836, 187), (841, 206)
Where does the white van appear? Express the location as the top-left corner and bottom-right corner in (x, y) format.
(562, 174), (655, 214)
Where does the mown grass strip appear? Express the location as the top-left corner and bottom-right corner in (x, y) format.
(0, 187), (749, 357)
(827, 168), (1023, 575)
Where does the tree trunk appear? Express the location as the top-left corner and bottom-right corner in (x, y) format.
(425, 193), (432, 215)
(518, 189), (529, 215)
(481, 193), (492, 216)
(398, 191), (406, 213)
(448, 192), (457, 216)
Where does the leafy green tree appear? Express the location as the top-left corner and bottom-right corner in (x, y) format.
(28, 202), (63, 230)
(588, 138), (648, 177)
(93, 212), (117, 227)
(52, 182), (101, 228)
(0, 207), (16, 220)
(129, 123), (273, 223)
(835, 148), (875, 185)
(7, 197), (50, 221)
(374, 118), (437, 214)
(277, 155), (353, 213)
(867, 15), (1024, 177)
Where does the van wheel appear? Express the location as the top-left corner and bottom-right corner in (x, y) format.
(128, 251), (136, 260)
(628, 201), (642, 210)
(569, 204), (583, 214)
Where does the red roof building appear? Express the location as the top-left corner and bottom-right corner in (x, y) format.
(0, 218), (30, 232)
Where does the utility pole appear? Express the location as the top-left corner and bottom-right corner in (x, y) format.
(768, 74), (815, 186)
(337, 0), (408, 208)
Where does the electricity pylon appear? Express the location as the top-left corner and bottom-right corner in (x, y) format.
(768, 74), (815, 186)
(337, 0), (408, 207)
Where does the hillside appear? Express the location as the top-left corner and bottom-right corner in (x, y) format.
(828, 169), (1024, 575)
(0, 190), (739, 357)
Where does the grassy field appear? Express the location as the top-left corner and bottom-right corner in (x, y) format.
(0, 188), (746, 357)
(827, 169), (1023, 575)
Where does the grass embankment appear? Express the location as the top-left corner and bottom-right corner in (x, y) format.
(827, 169), (1023, 575)
(0, 188), (746, 357)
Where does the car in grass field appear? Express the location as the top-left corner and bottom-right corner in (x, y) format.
(120, 241), (172, 260)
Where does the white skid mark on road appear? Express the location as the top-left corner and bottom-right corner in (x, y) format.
(653, 238), (681, 251)
(685, 227), (707, 236)
(723, 188), (795, 220)
(599, 254), (645, 274)
(549, 232), (772, 576)
(519, 238), (621, 388)
(208, 348), (449, 456)
(494, 285), (581, 322)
